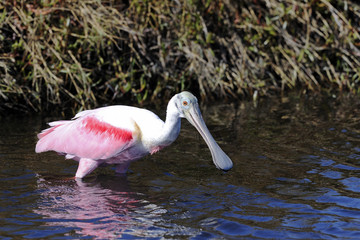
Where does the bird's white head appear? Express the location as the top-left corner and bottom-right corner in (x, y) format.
(173, 91), (233, 171)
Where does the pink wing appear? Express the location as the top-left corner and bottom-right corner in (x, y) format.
(35, 114), (137, 160)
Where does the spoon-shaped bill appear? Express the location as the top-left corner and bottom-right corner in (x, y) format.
(184, 104), (233, 171)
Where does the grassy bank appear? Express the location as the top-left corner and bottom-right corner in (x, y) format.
(0, 0), (359, 112)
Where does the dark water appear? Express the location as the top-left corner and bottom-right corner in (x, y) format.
(1, 94), (360, 239)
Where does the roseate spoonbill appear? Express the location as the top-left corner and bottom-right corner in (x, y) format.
(35, 91), (233, 178)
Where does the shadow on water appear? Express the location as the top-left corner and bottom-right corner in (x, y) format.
(1, 93), (360, 239)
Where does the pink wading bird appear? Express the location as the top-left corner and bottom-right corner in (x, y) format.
(35, 91), (233, 178)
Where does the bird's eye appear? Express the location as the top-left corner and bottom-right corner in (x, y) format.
(181, 97), (190, 109)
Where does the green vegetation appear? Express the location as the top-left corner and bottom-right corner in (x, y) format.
(0, 0), (359, 112)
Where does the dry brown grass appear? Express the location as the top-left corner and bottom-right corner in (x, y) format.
(0, 0), (359, 112)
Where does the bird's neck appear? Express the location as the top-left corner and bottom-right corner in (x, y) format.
(158, 97), (181, 146)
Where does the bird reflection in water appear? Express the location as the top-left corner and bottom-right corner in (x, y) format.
(34, 175), (166, 239)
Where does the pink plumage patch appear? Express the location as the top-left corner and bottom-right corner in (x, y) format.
(150, 146), (164, 155)
(81, 117), (133, 142)
(37, 125), (60, 139)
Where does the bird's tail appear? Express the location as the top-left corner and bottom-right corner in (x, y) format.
(35, 121), (69, 152)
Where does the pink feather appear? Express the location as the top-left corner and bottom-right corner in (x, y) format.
(36, 116), (135, 160)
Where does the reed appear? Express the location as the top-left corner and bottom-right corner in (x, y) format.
(0, 0), (359, 112)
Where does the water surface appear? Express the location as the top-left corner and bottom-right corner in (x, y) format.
(1, 94), (360, 239)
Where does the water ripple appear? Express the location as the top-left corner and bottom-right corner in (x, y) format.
(2, 98), (360, 239)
